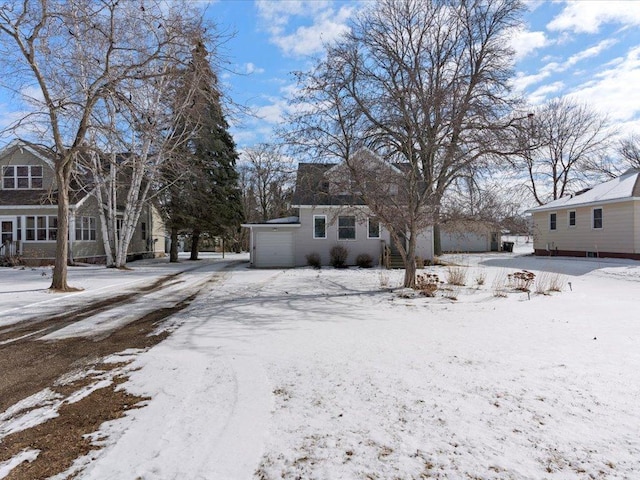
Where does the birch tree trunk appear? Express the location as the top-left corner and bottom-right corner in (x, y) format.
(50, 161), (74, 290)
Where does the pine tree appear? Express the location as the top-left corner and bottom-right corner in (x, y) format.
(161, 38), (243, 261)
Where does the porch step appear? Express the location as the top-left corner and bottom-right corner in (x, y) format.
(388, 254), (405, 269)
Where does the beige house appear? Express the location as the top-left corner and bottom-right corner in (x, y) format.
(0, 139), (165, 265)
(526, 169), (640, 260)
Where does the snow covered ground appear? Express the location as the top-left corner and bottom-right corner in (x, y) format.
(2, 242), (640, 479)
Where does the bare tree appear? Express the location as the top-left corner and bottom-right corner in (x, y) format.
(514, 97), (610, 205)
(286, 0), (523, 287)
(0, 0), (204, 288)
(618, 134), (640, 170)
(240, 144), (295, 223)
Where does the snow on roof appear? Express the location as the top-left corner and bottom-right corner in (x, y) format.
(266, 216), (299, 224)
(241, 216), (300, 227)
(527, 169), (640, 213)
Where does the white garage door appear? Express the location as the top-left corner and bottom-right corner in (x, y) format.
(255, 231), (294, 267)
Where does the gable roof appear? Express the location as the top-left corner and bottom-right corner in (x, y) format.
(0, 139), (91, 207)
(0, 139), (56, 169)
(291, 148), (412, 207)
(526, 169), (640, 213)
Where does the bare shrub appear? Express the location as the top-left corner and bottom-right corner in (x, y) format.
(329, 245), (349, 268)
(415, 273), (441, 297)
(446, 266), (467, 286)
(548, 273), (566, 292)
(355, 253), (373, 268)
(492, 270), (508, 297)
(474, 269), (487, 286)
(305, 252), (321, 269)
(441, 285), (460, 301)
(508, 270), (536, 291)
(534, 272), (550, 294)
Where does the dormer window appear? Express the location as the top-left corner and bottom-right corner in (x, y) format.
(2, 165), (43, 189)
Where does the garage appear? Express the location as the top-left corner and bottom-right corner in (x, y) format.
(255, 230), (294, 268)
(242, 218), (301, 268)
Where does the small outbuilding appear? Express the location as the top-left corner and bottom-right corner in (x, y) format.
(241, 217), (301, 268)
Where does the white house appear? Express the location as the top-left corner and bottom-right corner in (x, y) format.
(242, 151), (434, 268)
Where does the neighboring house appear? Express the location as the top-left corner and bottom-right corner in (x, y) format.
(0, 139), (165, 265)
(440, 220), (502, 253)
(525, 169), (640, 260)
(242, 151), (434, 268)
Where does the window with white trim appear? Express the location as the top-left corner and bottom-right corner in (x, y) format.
(338, 215), (356, 240)
(568, 210), (576, 227)
(549, 213), (557, 231)
(593, 208), (603, 229)
(313, 215), (326, 239)
(76, 216), (96, 241)
(25, 215), (57, 241)
(368, 217), (380, 238)
(2, 165), (43, 189)
(141, 222), (147, 240)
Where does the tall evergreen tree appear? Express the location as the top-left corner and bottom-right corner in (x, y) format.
(161, 38), (243, 261)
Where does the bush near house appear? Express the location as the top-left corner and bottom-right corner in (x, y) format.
(330, 245), (349, 268)
(306, 252), (321, 269)
(355, 253), (373, 268)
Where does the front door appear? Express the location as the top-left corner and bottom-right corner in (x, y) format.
(490, 232), (500, 251)
(1, 219), (15, 255)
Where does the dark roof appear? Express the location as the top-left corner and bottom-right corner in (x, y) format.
(292, 162), (368, 206)
(0, 189), (56, 206)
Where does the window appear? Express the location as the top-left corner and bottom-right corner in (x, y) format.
(549, 213), (557, 231)
(568, 211), (576, 227)
(338, 215), (356, 240)
(76, 216), (96, 241)
(368, 217), (380, 238)
(2, 165), (43, 189)
(593, 208), (603, 229)
(141, 222), (147, 240)
(313, 215), (326, 239)
(25, 216), (57, 241)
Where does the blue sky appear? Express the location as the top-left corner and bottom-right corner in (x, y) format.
(1, 1), (639, 152)
(206, 0), (640, 150)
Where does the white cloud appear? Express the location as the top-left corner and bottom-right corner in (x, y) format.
(256, 0), (331, 36)
(511, 70), (552, 92)
(527, 81), (565, 105)
(20, 85), (44, 106)
(255, 100), (287, 124)
(565, 39), (617, 67)
(513, 39), (617, 92)
(567, 46), (640, 122)
(244, 62), (265, 74)
(547, 1), (640, 33)
(256, 1), (355, 57)
(509, 28), (547, 61)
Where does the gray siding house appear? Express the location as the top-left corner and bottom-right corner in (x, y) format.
(0, 139), (166, 265)
(243, 154), (434, 268)
(526, 169), (640, 260)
